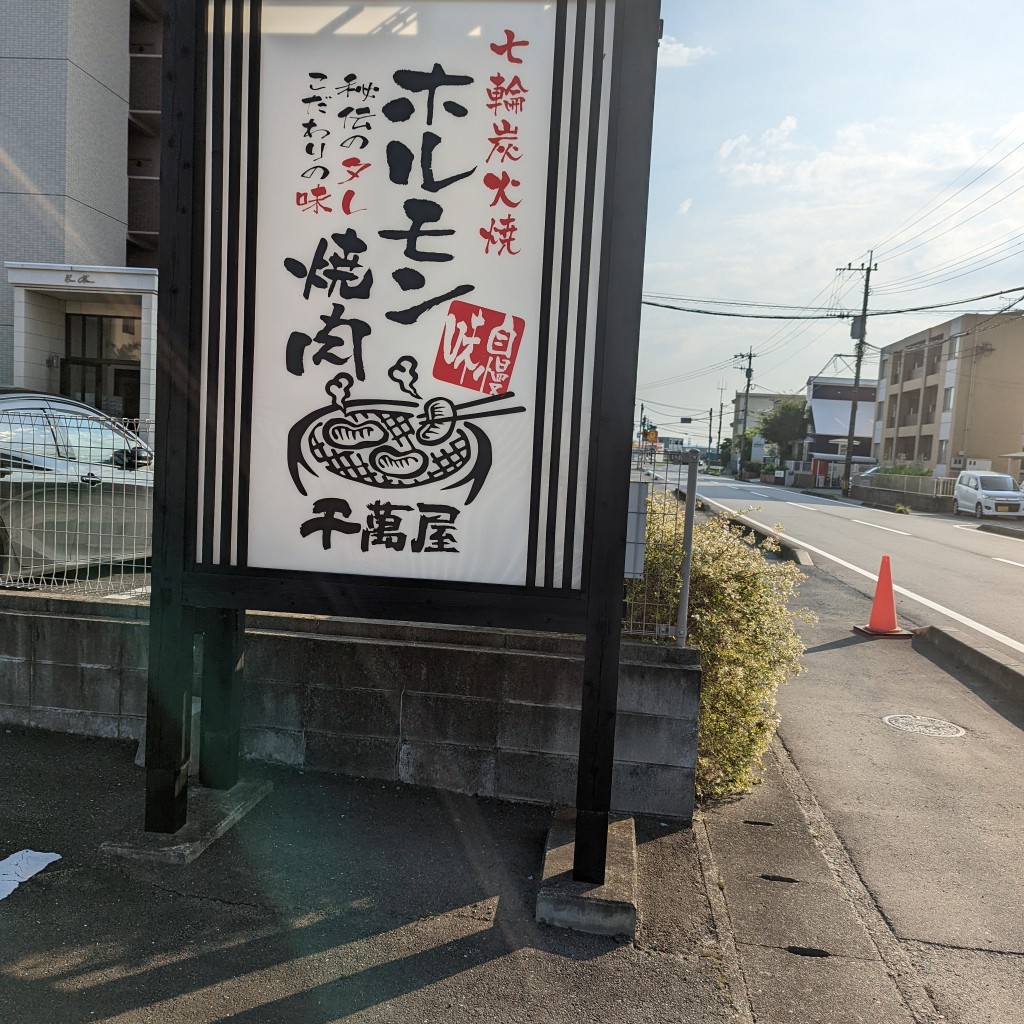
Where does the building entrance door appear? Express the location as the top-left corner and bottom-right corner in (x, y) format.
(62, 314), (142, 419)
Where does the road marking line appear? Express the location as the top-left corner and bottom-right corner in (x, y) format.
(749, 491), (770, 497)
(786, 503), (823, 510)
(994, 557), (1024, 568)
(953, 524), (1024, 541)
(738, 514), (1024, 658)
(851, 519), (911, 536)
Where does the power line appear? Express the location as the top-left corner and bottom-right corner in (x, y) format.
(642, 300), (844, 320)
(873, 231), (1024, 294)
(873, 137), (1024, 255)
(641, 285), (1024, 320)
(875, 178), (1024, 262)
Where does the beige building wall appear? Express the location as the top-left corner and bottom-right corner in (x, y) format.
(874, 313), (1024, 477)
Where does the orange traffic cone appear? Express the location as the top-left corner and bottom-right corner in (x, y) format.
(854, 555), (912, 638)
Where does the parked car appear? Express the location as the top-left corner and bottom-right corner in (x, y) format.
(952, 471), (1023, 519)
(0, 389), (153, 579)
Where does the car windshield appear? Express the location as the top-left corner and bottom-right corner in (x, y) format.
(979, 474), (1016, 490)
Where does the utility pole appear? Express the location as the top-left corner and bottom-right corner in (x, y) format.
(708, 407), (713, 455)
(841, 252), (876, 496)
(734, 349), (755, 475)
(716, 382), (725, 462)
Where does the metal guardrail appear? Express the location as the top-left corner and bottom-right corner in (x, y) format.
(0, 413), (153, 596)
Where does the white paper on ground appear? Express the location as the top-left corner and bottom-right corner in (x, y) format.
(0, 849), (62, 900)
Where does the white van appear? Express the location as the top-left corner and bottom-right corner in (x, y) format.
(952, 471), (1023, 519)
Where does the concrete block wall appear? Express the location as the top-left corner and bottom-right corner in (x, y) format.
(0, 598), (148, 742)
(0, 598), (701, 820)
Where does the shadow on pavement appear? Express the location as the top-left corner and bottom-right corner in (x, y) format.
(911, 641), (1024, 735)
(1, 728), (730, 1024)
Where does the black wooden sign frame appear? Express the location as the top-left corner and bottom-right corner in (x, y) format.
(147, 0), (659, 883)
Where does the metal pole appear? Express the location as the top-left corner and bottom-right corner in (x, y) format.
(676, 450), (699, 647)
(638, 402), (644, 468)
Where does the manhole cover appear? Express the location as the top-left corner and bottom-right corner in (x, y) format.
(882, 715), (965, 738)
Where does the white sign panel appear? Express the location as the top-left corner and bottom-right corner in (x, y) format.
(247, 3), (557, 585)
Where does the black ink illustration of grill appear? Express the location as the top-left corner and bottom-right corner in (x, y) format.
(307, 407), (474, 489)
(288, 368), (527, 505)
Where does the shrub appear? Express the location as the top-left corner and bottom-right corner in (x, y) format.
(875, 461), (931, 477)
(624, 491), (813, 798)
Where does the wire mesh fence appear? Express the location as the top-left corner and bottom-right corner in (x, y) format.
(2, 416), (698, 620)
(0, 410), (153, 596)
(622, 457), (690, 640)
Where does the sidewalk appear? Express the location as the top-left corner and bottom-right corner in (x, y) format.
(3, 562), (1022, 1022)
(1, 727), (735, 1024)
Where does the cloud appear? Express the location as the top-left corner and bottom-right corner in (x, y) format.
(658, 36), (714, 68)
(763, 115), (798, 147)
(725, 161), (787, 186)
(718, 135), (749, 160)
(677, 198), (693, 215)
(717, 117), (798, 172)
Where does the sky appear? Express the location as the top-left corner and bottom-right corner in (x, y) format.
(639, 0), (1024, 445)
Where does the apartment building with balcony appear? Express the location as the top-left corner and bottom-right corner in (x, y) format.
(729, 391), (799, 449)
(1, 0), (162, 421)
(873, 313), (1024, 477)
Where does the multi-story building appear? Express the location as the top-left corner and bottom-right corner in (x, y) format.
(724, 391), (786, 471)
(873, 313), (1024, 478)
(729, 391), (798, 451)
(797, 374), (876, 487)
(1, 0), (161, 421)
(803, 374), (876, 459)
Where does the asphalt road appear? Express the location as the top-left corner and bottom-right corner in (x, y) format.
(676, 472), (1024, 662)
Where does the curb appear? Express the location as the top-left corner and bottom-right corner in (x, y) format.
(912, 625), (1024, 705)
(978, 522), (1024, 540)
(691, 809), (754, 1024)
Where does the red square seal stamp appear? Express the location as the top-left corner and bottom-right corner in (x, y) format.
(432, 300), (525, 395)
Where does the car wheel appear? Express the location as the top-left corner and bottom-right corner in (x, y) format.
(975, 503), (984, 519)
(952, 499), (960, 516)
